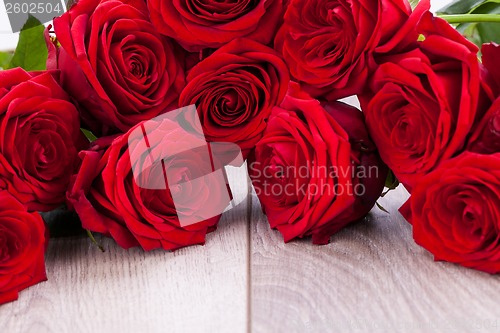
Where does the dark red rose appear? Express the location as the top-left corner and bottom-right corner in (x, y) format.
(359, 12), (490, 192)
(400, 153), (500, 274)
(67, 113), (232, 251)
(467, 44), (500, 154)
(147, 0), (285, 51)
(481, 43), (500, 97)
(322, 101), (388, 225)
(468, 98), (500, 154)
(0, 191), (47, 304)
(179, 39), (290, 157)
(274, 0), (412, 100)
(248, 83), (387, 244)
(0, 68), (85, 212)
(49, 0), (185, 135)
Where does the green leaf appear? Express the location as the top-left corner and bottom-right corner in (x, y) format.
(9, 16), (48, 71)
(81, 128), (98, 142)
(384, 170), (399, 190)
(0, 52), (14, 70)
(438, 0), (489, 14)
(409, 0), (419, 10)
(380, 170), (399, 199)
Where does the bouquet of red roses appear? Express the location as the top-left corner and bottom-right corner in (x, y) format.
(0, 0), (498, 304)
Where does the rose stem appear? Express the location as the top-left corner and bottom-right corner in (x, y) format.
(438, 14), (500, 24)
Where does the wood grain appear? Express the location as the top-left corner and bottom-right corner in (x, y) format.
(0, 171), (250, 333)
(250, 186), (500, 333)
(2, 169), (500, 333)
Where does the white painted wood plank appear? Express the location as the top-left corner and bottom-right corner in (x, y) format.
(0, 173), (250, 333)
(250, 186), (500, 333)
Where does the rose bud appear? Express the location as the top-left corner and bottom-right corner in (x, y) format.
(179, 39), (290, 158)
(468, 98), (500, 154)
(67, 109), (235, 251)
(0, 68), (86, 212)
(400, 153), (500, 274)
(49, 0), (185, 135)
(0, 191), (47, 305)
(359, 12), (491, 192)
(248, 83), (387, 244)
(274, 0), (412, 100)
(147, 0), (285, 51)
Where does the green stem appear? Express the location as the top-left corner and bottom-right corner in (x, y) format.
(86, 230), (105, 252)
(438, 14), (500, 24)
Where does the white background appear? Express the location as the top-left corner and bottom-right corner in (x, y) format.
(0, 0), (453, 51)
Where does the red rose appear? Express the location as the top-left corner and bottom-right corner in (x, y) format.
(481, 43), (500, 97)
(467, 42), (500, 154)
(179, 39), (290, 157)
(400, 153), (500, 274)
(0, 68), (85, 212)
(468, 98), (500, 154)
(50, 0), (185, 135)
(67, 113), (232, 251)
(359, 12), (490, 191)
(0, 191), (47, 305)
(147, 0), (285, 51)
(274, 0), (412, 100)
(248, 83), (387, 244)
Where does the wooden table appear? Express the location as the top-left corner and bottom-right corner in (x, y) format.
(1, 181), (499, 333)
